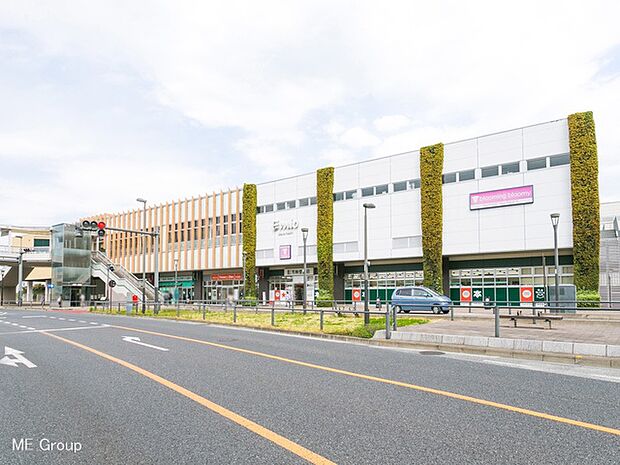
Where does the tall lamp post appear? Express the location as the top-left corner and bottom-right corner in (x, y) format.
(550, 213), (560, 309)
(363, 203), (376, 325)
(15, 234), (23, 307)
(137, 198), (147, 314)
(301, 227), (309, 313)
(1, 268), (5, 306)
(174, 258), (179, 313)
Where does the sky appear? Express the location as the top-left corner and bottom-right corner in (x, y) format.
(0, 1), (619, 226)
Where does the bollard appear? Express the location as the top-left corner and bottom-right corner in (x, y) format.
(494, 305), (500, 338)
(450, 305), (454, 321)
(468, 302), (472, 314)
(385, 308), (391, 339)
(117, 303), (121, 313)
(202, 305), (206, 320)
(320, 310), (324, 331)
(233, 303), (237, 323)
(176, 303), (180, 318)
(271, 301), (275, 326)
(391, 303), (397, 331)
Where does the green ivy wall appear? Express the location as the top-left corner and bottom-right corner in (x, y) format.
(242, 183), (257, 298)
(568, 111), (600, 291)
(420, 143), (444, 292)
(316, 167), (334, 302)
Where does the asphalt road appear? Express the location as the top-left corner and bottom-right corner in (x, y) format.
(0, 308), (618, 464)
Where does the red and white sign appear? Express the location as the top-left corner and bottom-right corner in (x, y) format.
(460, 287), (472, 302)
(211, 273), (242, 281)
(520, 287), (534, 302)
(470, 185), (534, 210)
(274, 290), (281, 301)
(352, 289), (362, 302)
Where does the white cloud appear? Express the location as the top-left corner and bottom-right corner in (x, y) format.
(0, 0), (619, 224)
(338, 127), (381, 149)
(373, 115), (412, 133)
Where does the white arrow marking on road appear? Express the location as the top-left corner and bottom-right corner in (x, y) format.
(122, 336), (169, 352)
(0, 346), (37, 368)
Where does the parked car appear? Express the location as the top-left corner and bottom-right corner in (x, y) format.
(390, 286), (452, 314)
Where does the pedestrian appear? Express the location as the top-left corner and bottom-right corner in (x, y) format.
(57, 296), (62, 308)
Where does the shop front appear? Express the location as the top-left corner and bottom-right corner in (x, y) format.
(203, 272), (243, 303)
(266, 267), (317, 303)
(159, 273), (195, 303)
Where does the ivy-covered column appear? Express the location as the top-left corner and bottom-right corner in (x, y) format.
(242, 183), (257, 299)
(316, 167), (334, 304)
(568, 111), (600, 292)
(420, 143), (444, 292)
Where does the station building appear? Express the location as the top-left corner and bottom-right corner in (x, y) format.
(90, 112), (600, 305)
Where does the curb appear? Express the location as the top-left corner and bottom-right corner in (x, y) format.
(374, 330), (620, 368)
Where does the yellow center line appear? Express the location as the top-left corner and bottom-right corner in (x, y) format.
(43, 331), (335, 465)
(109, 323), (620, 437)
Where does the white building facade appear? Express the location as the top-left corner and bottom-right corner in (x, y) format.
(255, 118), (576, 305)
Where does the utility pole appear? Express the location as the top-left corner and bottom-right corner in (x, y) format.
(550, 213), (560, 310)
(363, 203), (376, 325)
(1, 269), (5, 306)
(301, 227), (308, 313)
(137, 198), (147, 314)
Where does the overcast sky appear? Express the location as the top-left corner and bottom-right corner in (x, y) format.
(1, 1), (619, 226)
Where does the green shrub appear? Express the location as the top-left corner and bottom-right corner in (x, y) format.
(568, 111), (600, 292)
(242, 183), (257, 298)
(316, 167), (334, 301)
(576, 290), (600, 308)
(420, 143), (444, 293)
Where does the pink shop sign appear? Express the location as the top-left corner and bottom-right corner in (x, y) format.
(469, 185), (534, 210)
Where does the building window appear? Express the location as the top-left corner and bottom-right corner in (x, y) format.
(286, 200), (296, 209)
(527, 157), (547, 171)
(333, 192), (344, 201)
(458, 169), (475, 181)
(393, 181), (407, 192)
(299, 198), (309, 207)
(409, 179), (421, 189)
(501, 162), (520, 175)
(481, 165), (499, 178)
(310, 196), (317, 205)
(361, 187), (374, 197)
(265, 204), (274, 213)
(376, 184), (389, 195)
(276, 202), (286, 211)
(550, 153), (570, 167)
(392, 236), (422, 249)
(345, 189), (357, 200)
(442, 172), (457, 184)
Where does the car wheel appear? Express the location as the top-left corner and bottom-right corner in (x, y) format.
(442, 309), (449, 314)
(403, 309), (411, 314)
(432, 306), (441, 314)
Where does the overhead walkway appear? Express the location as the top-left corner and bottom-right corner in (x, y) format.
(91, 251), (155, 300)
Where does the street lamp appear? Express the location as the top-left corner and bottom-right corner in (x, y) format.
(1, 268), (5, 306)
(137, 198), (147, 314)
(550, 213), (560, 309)
(15, 234), (23, 307)
(174, 257), (179, 314)
(301, 227), (309, 313)
(363, 203), (376, 325)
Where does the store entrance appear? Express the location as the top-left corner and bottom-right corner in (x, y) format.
(294, 284), (304, 303)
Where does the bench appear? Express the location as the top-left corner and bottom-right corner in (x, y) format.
(499, 312), (563, 329)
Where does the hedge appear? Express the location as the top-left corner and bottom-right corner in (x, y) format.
(316, 167), (334, 304)
(568, 111), (600, 291)
(420, 143), (444, 292)
(242, 183), (257, 298)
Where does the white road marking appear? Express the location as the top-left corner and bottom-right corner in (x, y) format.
(68, 319), (76, 322)
(11, 323), (19, 326)
(89, 322), (98, 325)
(78, 321), (87, 323)
(22, 315), (47, 319)
(18, 325), (27, 329)
(122, 336), (169, 352)
(58, 317), (66, 321)
(26, 327), (35, 330)
(49, 316), (56, 319)
(0, 325), (110, 336)
(0, 346), (36, 368)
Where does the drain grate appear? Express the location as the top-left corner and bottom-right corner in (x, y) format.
(419, 351), (445, 356)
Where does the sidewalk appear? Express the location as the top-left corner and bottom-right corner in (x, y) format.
(375, 315), (620, 367)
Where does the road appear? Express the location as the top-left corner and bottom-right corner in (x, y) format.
(0, 308), (618, 464)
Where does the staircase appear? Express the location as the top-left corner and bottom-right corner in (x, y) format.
(91, 251), (155, 300)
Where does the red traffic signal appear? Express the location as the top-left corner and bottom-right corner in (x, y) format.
(97, 221), (106, 230)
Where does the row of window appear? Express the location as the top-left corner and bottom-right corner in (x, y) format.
(255, 153), (570, 213)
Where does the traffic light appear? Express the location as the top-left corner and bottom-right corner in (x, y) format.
(97, 221), (106, 237)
